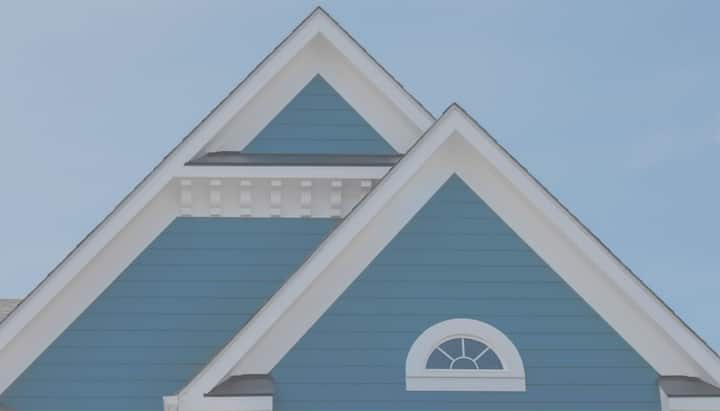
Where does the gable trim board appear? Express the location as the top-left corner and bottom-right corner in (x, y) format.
(0, 7), (433, 396)
(174, 104), (720, 410)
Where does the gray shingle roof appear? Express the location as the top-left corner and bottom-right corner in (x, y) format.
(206, 375), (274, 397)
(0, 299), (21, 322)
(659, 376), (720, 397)
(186, 152), (402, 167)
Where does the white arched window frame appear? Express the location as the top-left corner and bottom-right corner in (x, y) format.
(405, 319), (526, 392)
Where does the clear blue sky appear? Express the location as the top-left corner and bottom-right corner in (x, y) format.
(1, 1), (718, 350)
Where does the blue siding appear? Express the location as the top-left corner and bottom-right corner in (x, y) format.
(242, 75), (397, 155)
(272, 175), (660, 411)
(0, 218), (337, 411)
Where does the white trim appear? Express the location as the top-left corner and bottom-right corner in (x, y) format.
(406, 375), (525, 392)
(663, 396), (720, 411)
(405, 319), (526, 392)
(163, 396), (179, 411)
(177, 104), (720, 403)
(168, 394), (273, 411)
(202, 10), (433, 154)
(659, 386), (720, 411)
(0, 8), (432, 396)
(666, 397), (720, 411)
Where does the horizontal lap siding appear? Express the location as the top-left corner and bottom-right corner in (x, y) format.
(1, 218), (337, 411)
(273, 176), (660, 411)
(242, 75), (397, 155)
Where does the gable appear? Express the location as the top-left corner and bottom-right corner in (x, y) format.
(0, 8), (434, 398)
(2, 9), (719, 411)
(0, 217), (336, 411)
(181, 106), (720, 409)
(242, 75), (397, 155)
(270, 176), (660, 410)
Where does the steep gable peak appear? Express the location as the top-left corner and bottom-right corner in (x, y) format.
(198, 8), (434, 156)
(0, 8), (434, 396)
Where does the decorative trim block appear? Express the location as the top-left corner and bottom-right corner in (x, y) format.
(269, 180), (283, 217)
(180, 179), (193, 216)
(239, 179), (253, 216)
(329, 180), (343, 217)
(300, 180), (313, 217)
(209, 179), (223, 216)
(175, 177), (378, 218)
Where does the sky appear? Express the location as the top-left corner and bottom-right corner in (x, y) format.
(0, 1), (718, 350)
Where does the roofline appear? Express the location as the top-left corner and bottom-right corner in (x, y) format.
(0, 7), (436, 394)
(446, 103), (720, 369)
(177, 104), (720, 402)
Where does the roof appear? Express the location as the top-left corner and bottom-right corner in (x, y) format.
(659, 376), (720, 397)
(178, 104), (720, 403)
(0, 7), (435, 396)
(0, 300), (20, 322)
(3, 8), (720, 411)
(205, 375), (274, 397)
(187, 152), (402, 167)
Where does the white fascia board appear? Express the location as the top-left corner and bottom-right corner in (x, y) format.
(0, 8), (431, 395)
(179, 165), (390, 180)
(312, 8), (434, 134)
(178, 105), (720, 401)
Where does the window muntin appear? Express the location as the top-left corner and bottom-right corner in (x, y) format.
(426, 337), (502, 370)
(405, 319), (525, 392)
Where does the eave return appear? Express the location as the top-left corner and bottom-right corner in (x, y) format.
(206, 375), (275, 397)
(658, 376), (720, 397)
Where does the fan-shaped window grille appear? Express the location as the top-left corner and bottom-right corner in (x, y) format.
(406, 319), (526, 392)
(426, 337), (503, 370)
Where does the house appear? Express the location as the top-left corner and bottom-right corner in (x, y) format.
(1, 7), (719, 411)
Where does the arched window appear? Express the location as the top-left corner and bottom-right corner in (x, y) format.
(405, 319), (526, 391)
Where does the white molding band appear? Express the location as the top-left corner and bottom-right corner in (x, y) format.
(660, 391), (720, 411)
(405, 319), (526, 392)
(167, 395), (273, 411)
(174, 177), (375, 218)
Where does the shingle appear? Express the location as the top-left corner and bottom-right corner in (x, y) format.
(206, 375), (274, 397)
(659, 376), (720, 397)
(186, 152), (402, 166)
